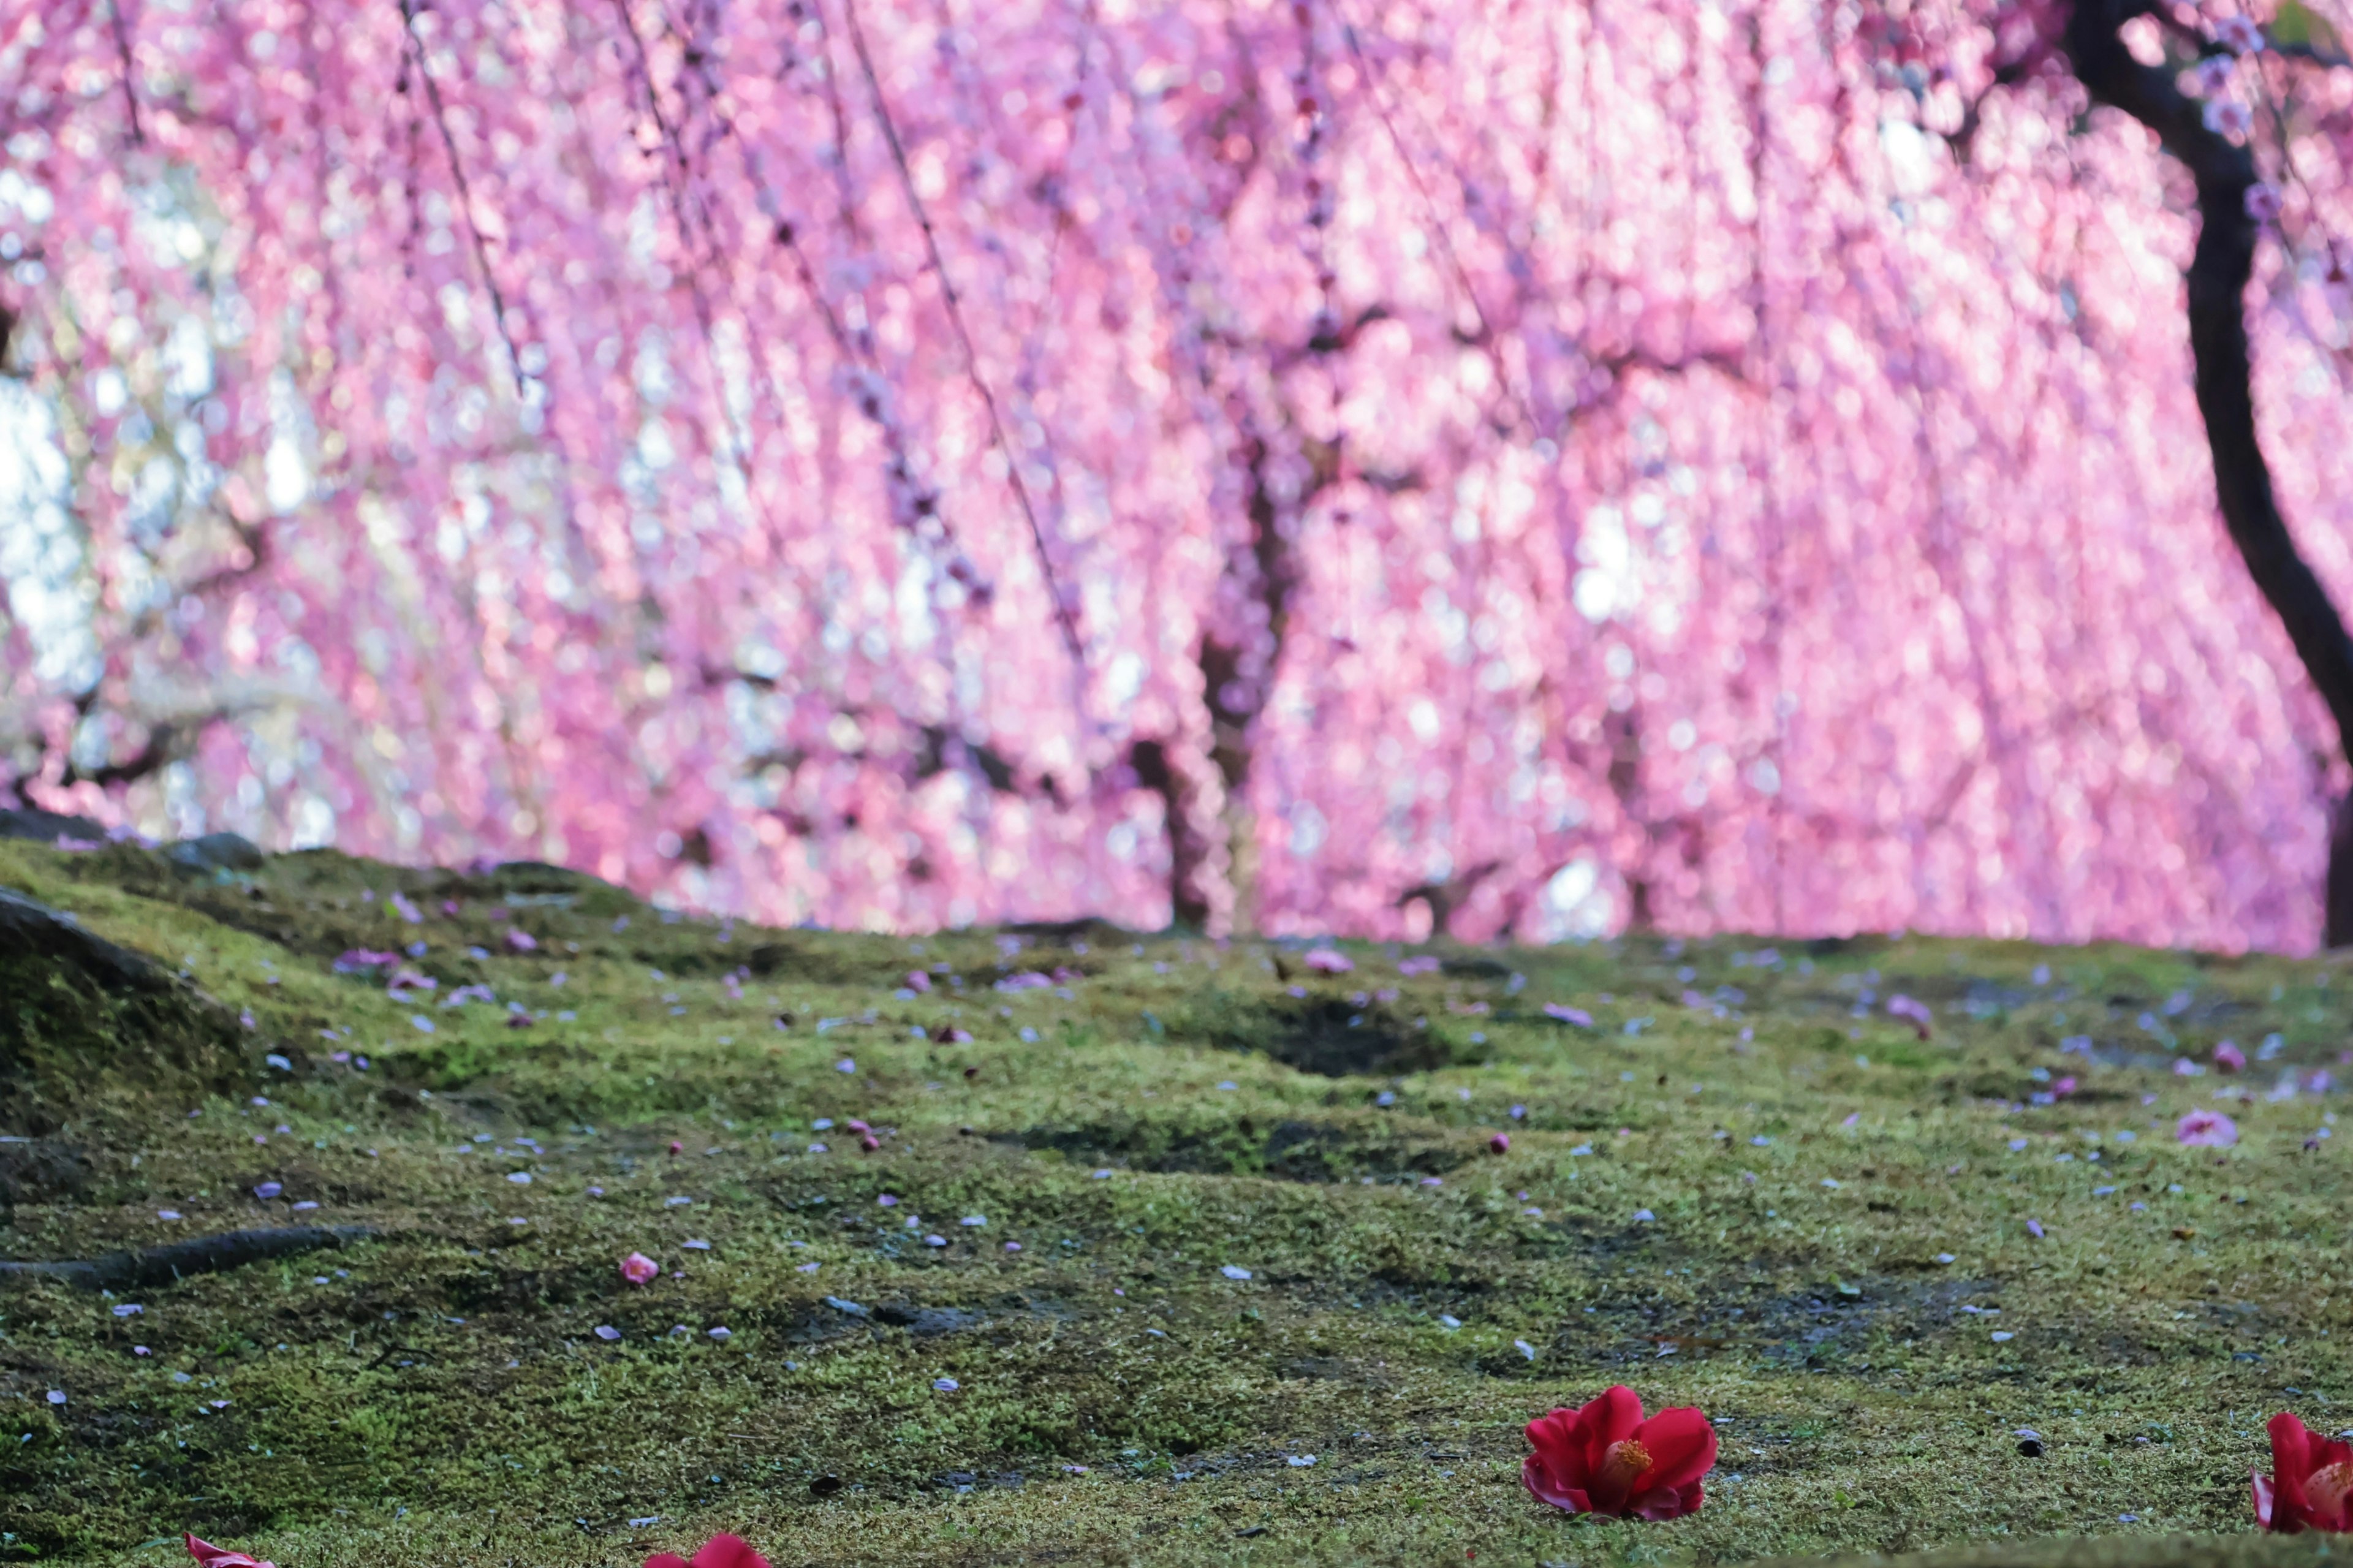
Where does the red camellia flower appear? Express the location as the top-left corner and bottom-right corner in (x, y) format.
(646, 1536), (771, 1568)
(1522, 1385), (1718, 1520)
(185, 1536), (275, 1568)
(2255, 1412), (2353, 1531)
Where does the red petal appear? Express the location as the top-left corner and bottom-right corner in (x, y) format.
(2271, 1412), (2321, 1524)
(2256, 1470), (2282, 1531)
(1526, 1407), (1590, 1493)
(643, 1556), (693, 1568)
(1522, 1453), (1590, 1513)
(2273, 1411), (2319, 1480)
(184, 1540), (262, 1568)
(691, 1537), (772, 1568)
(1631, 1482), (1705, 1520)
(1578, 1385), (1645, 1450)
(1634, 1406), (1719, 1495)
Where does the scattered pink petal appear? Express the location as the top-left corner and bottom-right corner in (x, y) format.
(621, 1251), (660, 1285)
(2178, 1108), (2240, 1148)
(1303, 947), (1353, 974)
(2215, 1040), (2248, 1073)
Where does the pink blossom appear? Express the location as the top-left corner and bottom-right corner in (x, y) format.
(186, 1537), (275, 1568)
(2246, 185), (2283, 226)
(2215, 1040), (2248, 1072)
(1398, 957), (1442, 977)
(2205, 98), (2256, 137)
(2178, 1109), (2240, 1148)
(621, 1251), (660, 1284)
(2192, 54), (2238, 96)
(905, 970), (932, 993)
(506, 928), (538, 952)
(1544, 1004), (1596, 1028)
(1488, 1132), (1512, 1154)
(1303, 948), (1354, 974)
(12, 0), (2353, 963)
(2216, 15), (2265, 55)
(1886, 995), (1933, 1037)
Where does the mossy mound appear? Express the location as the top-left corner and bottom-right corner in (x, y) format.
(0, 884), (249, 1135)
(3, 839), (2352, 1565)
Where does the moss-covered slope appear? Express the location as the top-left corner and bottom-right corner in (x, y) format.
(2, 841), (2351, 1566)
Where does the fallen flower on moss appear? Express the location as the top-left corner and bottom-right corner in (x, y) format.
(645, 1534), (771, 1568)
(621, 1251), (660, 1284)
(1523, 1384), (1717, 1520)
(2256, 1411), (2353, 1532)
(186, 1534), (275, 1568)
(2178, 1109), (2239, 1148)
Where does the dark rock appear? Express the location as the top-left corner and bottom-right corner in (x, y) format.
(809, 1474), (842, 1497)
(0, 807), (104, 844)
(0, 1138), (91, 1208)
(167, 832), (266, 873)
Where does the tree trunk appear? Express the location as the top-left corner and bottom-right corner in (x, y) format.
(2066, 0), (2353, 945)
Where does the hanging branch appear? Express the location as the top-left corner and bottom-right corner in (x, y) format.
(108, 0), (145, 147)
(838, 0), (1086, 669)
(397, 0), (527, 398)
(1333, 7), (1536, 436)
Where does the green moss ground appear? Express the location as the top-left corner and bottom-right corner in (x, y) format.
(5, 843), (2353, 1566)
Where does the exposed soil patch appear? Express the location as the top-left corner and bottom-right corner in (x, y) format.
(1002, 1114), (1469, 1183)
(1176, 991), (1455, 1077)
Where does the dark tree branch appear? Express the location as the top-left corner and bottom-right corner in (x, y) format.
(59, 721), (178, 789)
(1395, 860), (1502, 937)
(2066, 0), (2353, 944)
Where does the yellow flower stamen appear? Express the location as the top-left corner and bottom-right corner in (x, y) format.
(2310, 1460), (2353, 1520)
(1600, 1438), (1653, 1487)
